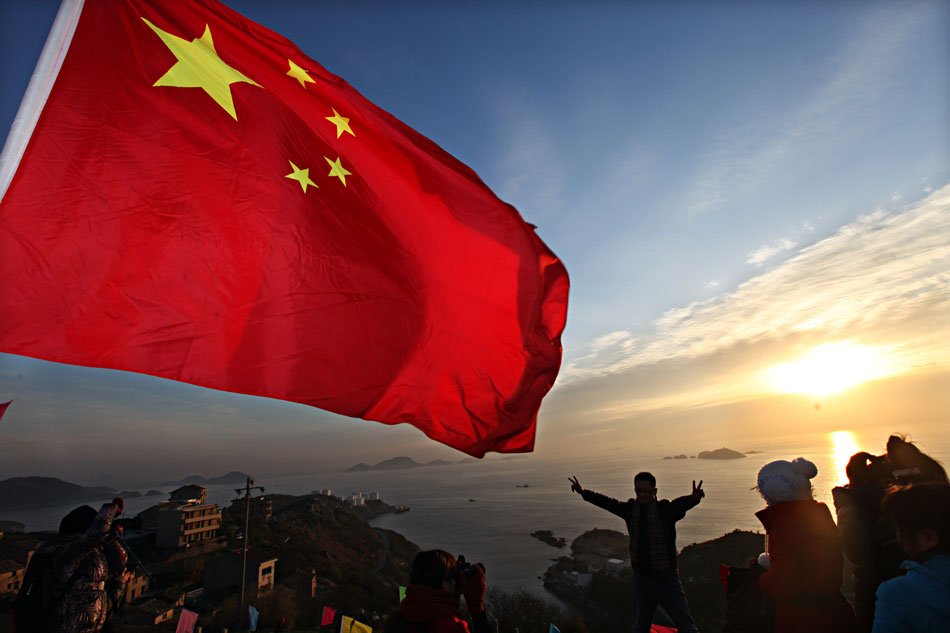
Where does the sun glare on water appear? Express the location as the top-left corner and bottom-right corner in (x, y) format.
(831, 430), (860, 487)
(764, 342), (894, 397)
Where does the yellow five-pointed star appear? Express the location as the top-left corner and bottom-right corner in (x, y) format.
(143, 18), (261, 120)
(325, 156), (352, 186)
(326, 108), (355, 138)
(287, 59), (315, 89)
(286, 161), (318, 193)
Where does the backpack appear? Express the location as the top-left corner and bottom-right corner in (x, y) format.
(12, 550), (58, 633)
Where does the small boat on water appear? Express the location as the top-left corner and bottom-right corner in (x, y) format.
(394, 505), (410, 513)
(468, 498), (476, 502)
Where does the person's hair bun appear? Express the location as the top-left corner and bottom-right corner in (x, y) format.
(791, 457), (818, 479)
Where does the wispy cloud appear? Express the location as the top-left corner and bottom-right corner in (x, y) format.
(491, 93), (565, 221)
(681, 5), (926, 217)
(747, 237), (798, 266)
(561, 186), (950, 389)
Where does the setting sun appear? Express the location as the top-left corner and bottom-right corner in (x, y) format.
(764, 342), (895, 397)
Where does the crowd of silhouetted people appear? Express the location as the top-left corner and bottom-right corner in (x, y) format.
(726, 433), (948, 633)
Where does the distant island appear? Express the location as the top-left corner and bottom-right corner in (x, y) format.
(697, 447), (746, 460)
(0, 476), (118, 511)
(158, 471), (249, 486)
(344, 456), (457, 472)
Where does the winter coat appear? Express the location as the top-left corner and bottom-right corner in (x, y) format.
(33, 504), (128, 633)
(832, 485), (905, 631)
(386, 585), (484, 633)
(872, 553), (950, 633)
(580, 490), (699, 575)
(756, 499), (858, 633)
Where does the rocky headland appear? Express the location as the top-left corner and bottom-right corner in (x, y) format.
(530, 529), (567, 548)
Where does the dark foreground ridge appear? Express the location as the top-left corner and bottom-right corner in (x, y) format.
(1, 490), (766, 632)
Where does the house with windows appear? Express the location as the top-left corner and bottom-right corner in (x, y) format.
(148, 485), (222, 549)
(203, 549), (277, 597)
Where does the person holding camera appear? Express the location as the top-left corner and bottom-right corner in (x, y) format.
(832, 451), (905, 632)
(14, 498), (131, 633)
(384, 549), (490, 633)
(569, 472), (703, 633)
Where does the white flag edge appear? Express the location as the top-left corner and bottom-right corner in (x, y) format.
(0, 0), (85, 202)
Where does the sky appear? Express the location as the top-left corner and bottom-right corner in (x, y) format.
(0, 0), (948, 485)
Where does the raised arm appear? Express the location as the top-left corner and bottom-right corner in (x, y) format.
(570, 475), (630, 519)
(669, 480), (704, 520)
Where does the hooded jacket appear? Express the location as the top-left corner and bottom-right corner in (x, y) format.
(872, 553), (950, 633)
(32, 503), (128, 633)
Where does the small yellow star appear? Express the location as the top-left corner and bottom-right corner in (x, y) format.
(286, 59), (315, 89)
(324, 156), (352, 187)
(325, 108), (354, 138)
(142, 19), (261, 120)
(286, 161), (318, 193)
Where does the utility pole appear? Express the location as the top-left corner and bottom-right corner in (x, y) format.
(233, 476), (265, 632)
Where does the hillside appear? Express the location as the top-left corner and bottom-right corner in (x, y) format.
(159, 471), (249, 486)
(0, 492), (419, 633)
(344, 456), (424, 472)
(0, 476), (117, 511)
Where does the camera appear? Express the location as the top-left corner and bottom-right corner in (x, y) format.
(114, 517), (142, 531)
(866, 454), (897, 488)
(456, 555), (485, 581)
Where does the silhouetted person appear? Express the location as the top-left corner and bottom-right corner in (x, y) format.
(755, 458), (857, 633)
(384, 549), (490, 633)
(569, 471), (703, 633)
(872, 485), (950, 632)
(833, 451), (904, 632)
(886, 435), (949, 487)
(15, 499), (129, 633)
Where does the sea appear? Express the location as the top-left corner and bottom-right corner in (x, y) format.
(3, 431), (948, 598)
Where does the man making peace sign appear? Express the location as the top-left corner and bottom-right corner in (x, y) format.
(569, 472), (705, 633)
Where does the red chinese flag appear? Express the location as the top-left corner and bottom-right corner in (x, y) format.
(0, 401), (10, 422)
(321, 606), (336, 627)
(0, 0), (568, 456)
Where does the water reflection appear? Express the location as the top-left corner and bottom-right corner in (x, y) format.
(831, 430), (859, 488)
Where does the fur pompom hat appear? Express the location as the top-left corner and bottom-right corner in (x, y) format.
(757, 458), (818, 506)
